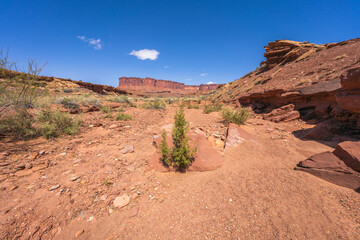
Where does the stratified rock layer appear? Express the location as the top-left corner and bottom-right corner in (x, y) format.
(118, 77), (223, 95)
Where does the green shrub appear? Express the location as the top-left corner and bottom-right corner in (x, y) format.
(203, 103), (222, 114)
(222, 107), (250, 125)
(107, 95), (130, 103)
(141, 99), (166, 110)
(114, 113), (132, 121)
(59, 97), (80, 110)
(158, 107), (196, 171)
(187, 104), (200, 109)
(100, 105), (112, 118)
(171, 107), (196, 171)
(38, 109), (82, 138)
(0, 109), (37, 139)
(160, 130), (171, 167)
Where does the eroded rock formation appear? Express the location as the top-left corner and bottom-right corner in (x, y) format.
(118, 77), (223, 95)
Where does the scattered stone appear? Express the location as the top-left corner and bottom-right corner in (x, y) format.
(70, 176), (80, 181)
(60, 152), (67, 156)
(120, 146), (134, 154)
(109, 124), (118, 129)
(213, 133), (221, 138)
(75, 229), (84, 238)
(49, 184), (60, 191)
(113, 194), (131, 208)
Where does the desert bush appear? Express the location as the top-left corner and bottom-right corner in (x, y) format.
(38, 109), (82, 139)
(100, 105), (112, 118)
(114, 112), (132, 121)
(107, 95), (130, 103)
(222, 107), (250, 125)
(187, 104), (200, 109)
(0, 109), (37, 139)
(203, 103), (222, 114)
(62, 88), (73, 93)
(141, 99), (166, 110)
(58, 97), (80, 110)
(0, 49), (46, 114)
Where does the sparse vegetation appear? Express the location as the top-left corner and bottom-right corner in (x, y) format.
(141, 99), (166, 110)
(222, 107), (250, 125)
(187, 104), (200, 109)
(37, 109), (82, 139)
(114, 112), (132, 121)
(203, 103), (222, 114)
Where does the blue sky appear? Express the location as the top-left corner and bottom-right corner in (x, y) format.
(1, 0), (359, 87)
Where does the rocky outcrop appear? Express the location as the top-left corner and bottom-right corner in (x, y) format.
(118, 77), (223, 94)
(263, 104), (300, 123)
(295, 141), (360, 191)
(213, 38), (360, 128)
(262, 40), (325, 70)
(336, 66), (360, 113)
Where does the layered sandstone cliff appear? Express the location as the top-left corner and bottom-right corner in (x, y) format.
(117, 77), (223, 94)
(213, 37), (360, 129)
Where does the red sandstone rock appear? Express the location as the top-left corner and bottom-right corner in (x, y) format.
(340, 66), (360, 91)
(225, 123), (255, 149)
(117, 77), (223, 94)
(263, 104), (300, 122)
(295, 151), (360, 191)
(333, 141), (360, 172)
(303, 122), (335, 141)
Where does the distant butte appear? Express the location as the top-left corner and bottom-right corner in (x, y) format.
(117, 77), (223, 95)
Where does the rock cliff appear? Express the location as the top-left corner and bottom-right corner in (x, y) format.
(117, 77), (223, 94)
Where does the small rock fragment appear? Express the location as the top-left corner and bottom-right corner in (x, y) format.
(114, 194), (131, 208)
(75, 229), (84, 238)
(49, 184), (60, 191)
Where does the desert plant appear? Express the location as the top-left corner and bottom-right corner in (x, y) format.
(58, 97), (80, 110)
(141, 99), (166, 110)
(0, 109), (37, 139)
(187, 104), (200, 109)
(222, 107), (250, 125)
(159, 130), (171, 167)
(171, 107), (196, 171)
(0, 49), (47, 115)
(114, 112), (132, 121)
(37, 109), (82, 138)
(203, 103), (222, 114)
(100, 105), (112, 118)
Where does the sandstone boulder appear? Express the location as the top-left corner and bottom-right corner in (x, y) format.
(333, 141), (360, 172)
(225, 123), (255, 149)
(295, 151), (360, 191)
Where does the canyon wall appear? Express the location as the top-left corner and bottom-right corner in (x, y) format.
(117, 77), (223, 94)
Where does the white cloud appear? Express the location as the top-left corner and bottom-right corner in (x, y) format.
(185, 78), (192, 81)
(76, 35), (103, 50)
(164, 65), (169, 68)
(130, 49), (159, 60)
(207, 81), (215, 84)
(200, 73), (208, 77)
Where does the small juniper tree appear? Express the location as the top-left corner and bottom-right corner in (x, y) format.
(159, 106), (196, 171)
(171, 106), (195, 171)
(160, 130), (171, 167)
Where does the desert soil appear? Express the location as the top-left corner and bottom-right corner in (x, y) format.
(1, 107), (360, 239)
